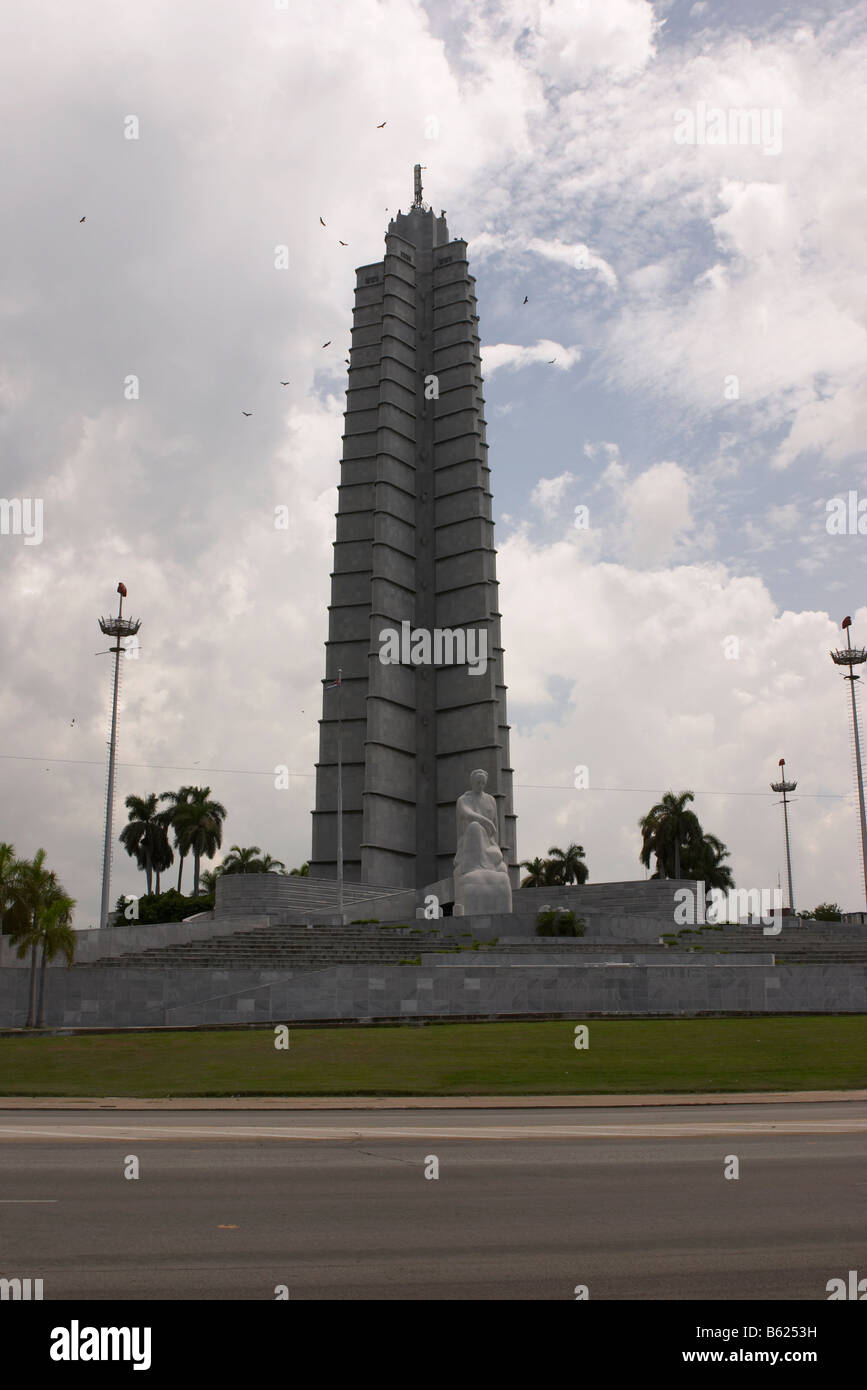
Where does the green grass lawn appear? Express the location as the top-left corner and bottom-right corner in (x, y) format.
(0, 1016), (865, 1097)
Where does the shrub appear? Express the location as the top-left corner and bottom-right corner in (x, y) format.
(812, 902), (842, 921)
(114, 890), (214, 925)
(536, 907), (586, 937)
(350, 918), (380, 924)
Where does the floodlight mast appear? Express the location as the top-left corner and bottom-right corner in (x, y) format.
(97, 583), (141, 931)
(770, 758), (797, 914)
(830, 617), (867, 910)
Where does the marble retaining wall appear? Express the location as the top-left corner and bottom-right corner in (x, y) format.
(0, 962), (863, 1028)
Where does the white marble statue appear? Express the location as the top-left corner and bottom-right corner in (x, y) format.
(453, 768), (512, 916)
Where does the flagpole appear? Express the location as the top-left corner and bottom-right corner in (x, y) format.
(336, 666), (343, 921)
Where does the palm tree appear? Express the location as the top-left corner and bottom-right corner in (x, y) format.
(221, 845), (263, 874)
(289, 861), (310, 876)
(639, 790), (703, 880)
(198, 866), (222, 896)
(543, 857), (564, 885)
(35, 895), (76, 1027)
(120, 793), (167, 896)
(520, 857), (549, 888)
(158, 786), (198, 892)
(0, 842), (27, 938)
(173, 791), (227, 896)
(547, 844), (589, 885)
(259, 853), (286, 873)
(152, 824), (174, 895)
(7, 851), (74, 1027)
(683, 833), (734, 891)
(9, 848), (50, 1027)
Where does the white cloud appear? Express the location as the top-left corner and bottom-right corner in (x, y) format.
(484, 0), (660, 83)
(481, 340), (582, 374)
(619, 461), (694, 567)
(530, 471), (576, 520)
(525, 236), (618, 289)
(468, 229), (616, 288)
(498, 527), (866, 906)
(772, 381), (867, 471)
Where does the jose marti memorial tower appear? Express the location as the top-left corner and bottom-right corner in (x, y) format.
(311, 166), (518, 894)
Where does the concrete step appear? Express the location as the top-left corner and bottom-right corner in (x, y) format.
(75, 914), (867, 971)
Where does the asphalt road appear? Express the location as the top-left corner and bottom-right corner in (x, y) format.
(0, 1103), (864, 1300)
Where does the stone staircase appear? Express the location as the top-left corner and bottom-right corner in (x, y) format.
(77, 922), (466, 971)
(477, 940), (670, 957)
(672, 922), (867, 965)
(73, 914), (867, 973)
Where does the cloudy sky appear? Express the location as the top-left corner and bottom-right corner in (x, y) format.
(1, 0), (865, 927)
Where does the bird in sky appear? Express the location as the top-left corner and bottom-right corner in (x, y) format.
(376, 121), (387, 129)
(70, 717), (75, 726)
(242, 411), (252, 416)
(79, 216), (86, 223)
(548, 359), (557, 364)
(319, 216), (326, 227)
(280, 380), (289, 386)
(523, 296), (528, 304)
(338, 240), (347, 246)
(322, 340), (331, 348)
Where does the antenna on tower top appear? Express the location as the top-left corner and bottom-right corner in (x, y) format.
(412, 163), (427, 209)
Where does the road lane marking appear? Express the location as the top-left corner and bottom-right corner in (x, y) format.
(0, 1120), (864, 1142)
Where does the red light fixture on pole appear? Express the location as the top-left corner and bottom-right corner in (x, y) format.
(770, 758), (797, 915)
(830, 616), (867, 911)
(97, 583), (141, 931)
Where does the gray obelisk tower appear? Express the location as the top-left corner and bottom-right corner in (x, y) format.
(311, 167), (517, 893)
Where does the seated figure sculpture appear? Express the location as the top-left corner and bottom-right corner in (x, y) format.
(453, 768), (513, 916)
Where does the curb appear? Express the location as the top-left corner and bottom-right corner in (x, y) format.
(0, 1091), (864, 1110)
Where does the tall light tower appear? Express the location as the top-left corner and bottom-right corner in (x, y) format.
(98, 582), (141, 931)
(770, 757), (797, 915)
(830, 615), (867, 909)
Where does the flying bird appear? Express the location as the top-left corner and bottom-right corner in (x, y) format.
(70, 717), (75, 726)
(548, 358), (557, 364)
(242, 411), (252, 416)
(280, 380), (290, 386)
(376, 121), (387, 129)
(338, 240), (347, 246)
(321, 340), (331, 348)
(319, 216), (326, 227)
(523, 296), (528, 304)
(79, 216), (86, 223)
